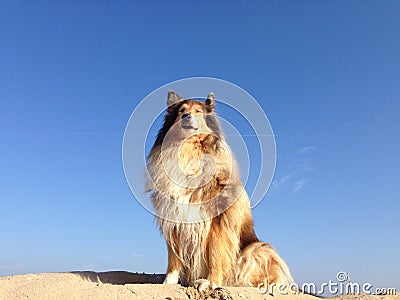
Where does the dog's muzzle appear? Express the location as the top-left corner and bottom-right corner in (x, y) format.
(181, 113), (198, 130)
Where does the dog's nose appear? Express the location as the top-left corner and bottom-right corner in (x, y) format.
(181, 113), (191, 120)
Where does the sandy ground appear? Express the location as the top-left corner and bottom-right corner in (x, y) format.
(0, 272), (398, 300)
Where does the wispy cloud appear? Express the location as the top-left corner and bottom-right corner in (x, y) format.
(273, 146), (317, 193)
(296, 146), (317, 155)
(293, 180), (307, 193)
(132, 253), (143, 257)
(272, 173), (294, 189)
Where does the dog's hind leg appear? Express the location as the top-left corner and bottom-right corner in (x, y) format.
(235, 242), (294, 292)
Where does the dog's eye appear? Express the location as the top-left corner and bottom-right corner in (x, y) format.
(179, 108), (185, 113)
(195, 110), (202, 114)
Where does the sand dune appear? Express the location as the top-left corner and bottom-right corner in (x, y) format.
(0, 272), (398, 300)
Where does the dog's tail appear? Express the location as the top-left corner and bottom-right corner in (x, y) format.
(234, 242), (294, 289)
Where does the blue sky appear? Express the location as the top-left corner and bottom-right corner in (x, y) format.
(1, 0), (399, 293)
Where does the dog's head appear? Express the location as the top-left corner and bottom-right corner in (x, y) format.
(168, 90), (215, 135)
(153, 91), (223, 147)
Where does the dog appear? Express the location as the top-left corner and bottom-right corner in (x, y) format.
(145, 90), (294, 291)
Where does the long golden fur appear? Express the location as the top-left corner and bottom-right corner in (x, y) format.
(146, 91), (294, 289)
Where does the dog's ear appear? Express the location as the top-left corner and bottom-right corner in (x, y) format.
(205, 92), (215, 111)
(205, 92), (215, 112)
(167, 90), (183, 107)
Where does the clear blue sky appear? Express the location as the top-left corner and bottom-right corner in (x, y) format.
(1, 0), (399, 293)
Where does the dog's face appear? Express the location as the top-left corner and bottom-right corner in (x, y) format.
(163, 91), (217, 142)
(173, 101), (209, 135)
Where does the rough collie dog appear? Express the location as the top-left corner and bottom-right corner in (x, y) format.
(146, 90), (294, 291)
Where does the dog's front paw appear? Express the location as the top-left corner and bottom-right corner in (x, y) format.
(194, 279), (232, 299)
(193, 279), (217, 292)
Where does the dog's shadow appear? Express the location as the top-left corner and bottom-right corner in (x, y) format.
(72, 271), (165, 285)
